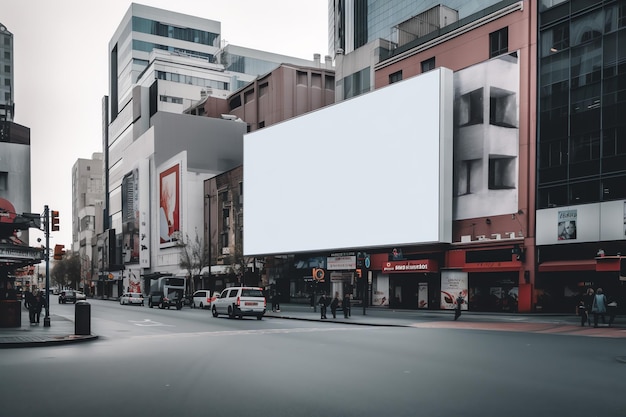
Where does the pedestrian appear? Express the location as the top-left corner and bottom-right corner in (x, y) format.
(577, 298), (588, 327)
(318, 293), (328, 319)
(275, 291), (281, 312)
(330, 292), (339, 318)
(454, 292), (464, 321)
(271, 290), (278, 312)
(582, 288), (594, 326)
(343, 293), (351, 318)
(591, 288), (608, 328)
(29, 291), (45, 325)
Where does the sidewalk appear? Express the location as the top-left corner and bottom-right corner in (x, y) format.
(0, 304), (98, 349)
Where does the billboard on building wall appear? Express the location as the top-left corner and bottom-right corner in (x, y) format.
(243, 68), (453, 256)
(159, 162), (181, 248)
(139, 158), (150, 268)
(122, 167), (140, 264)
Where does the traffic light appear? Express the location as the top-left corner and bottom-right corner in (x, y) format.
(356, 269), (362, 278)
(51, 210), (60, 231)
(53, 244), (65, 260)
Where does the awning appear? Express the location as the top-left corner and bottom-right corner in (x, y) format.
(538, 259), (596, 272)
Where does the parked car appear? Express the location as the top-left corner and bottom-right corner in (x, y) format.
(75, 291), (87, 301)
(120, 292), (144, 306)
(212, 287), (266, 320)
(192, 290), (216, 309)
(148, 291), (183, 310)
(58, 290), (77, 304)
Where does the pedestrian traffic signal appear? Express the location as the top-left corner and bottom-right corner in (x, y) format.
(356, 269), (362, 278)
(53, 244), (65, 260)
(51, 210), (60, 231)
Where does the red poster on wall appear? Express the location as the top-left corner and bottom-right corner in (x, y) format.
(159, 163), (180, 247)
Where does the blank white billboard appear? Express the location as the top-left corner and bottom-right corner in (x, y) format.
(243, 68), (453, 256)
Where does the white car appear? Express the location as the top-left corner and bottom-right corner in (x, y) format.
(212, 287), (266, 320)
(75, 291), (87, 301)
(120, 292), (145, 306)
(192, 290), (216, 309)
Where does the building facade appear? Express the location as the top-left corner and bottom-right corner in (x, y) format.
(535, 0), (626, 312)
(0, 22), (14, 123)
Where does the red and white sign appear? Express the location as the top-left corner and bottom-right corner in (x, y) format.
(382, 259), (438, 273)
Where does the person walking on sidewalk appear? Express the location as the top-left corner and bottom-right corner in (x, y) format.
(582, 288), (594, 326)
(454, 292), (464, 321)
(318, 293), (328, 319)
(577, 298), (588, 327)
(330, 292), (339, 319)
(343, 293), (351, 318)
(591, 288), (608, 328)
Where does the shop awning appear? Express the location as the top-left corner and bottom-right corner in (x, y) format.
(538, 259), (596, 272)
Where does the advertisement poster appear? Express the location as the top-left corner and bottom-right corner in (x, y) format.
(557, 209), (577, 240)
(372, 275), (389, 307)
(139, 158), (150, 268)
(441, 270), (468, 310)
(418, 282), (428, 309)
(159, 163), (180, 247)
(122, 167), (139, 264)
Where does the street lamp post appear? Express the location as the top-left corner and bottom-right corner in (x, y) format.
(205, 194), (212, 292)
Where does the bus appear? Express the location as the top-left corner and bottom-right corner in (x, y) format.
(148, 276), (186, 309)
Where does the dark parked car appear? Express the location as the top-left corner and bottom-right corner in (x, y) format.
(58, 290), (77, 304)
(148, 291), (183, 310)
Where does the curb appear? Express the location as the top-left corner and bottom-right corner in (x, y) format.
(264, 314), (410, 327)
(0, 334), (99, 349)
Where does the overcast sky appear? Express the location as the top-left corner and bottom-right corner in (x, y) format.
(2, 0), (328, 248)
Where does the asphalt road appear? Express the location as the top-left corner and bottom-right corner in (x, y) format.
(1, 300), (624, 417)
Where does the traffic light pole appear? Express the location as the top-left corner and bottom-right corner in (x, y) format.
(43, 205), (51, 327)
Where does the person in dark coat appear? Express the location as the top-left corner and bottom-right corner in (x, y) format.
(29, 291), (45, 325)
(343, 293), (351, 318)
(582, 288), (594, 326)
(591, 288), (608, 328)
(577, 298), (588, 327)
(454, 292), (464, 321)
(330, 292), (339, 318)
(318, 294), (328, 319)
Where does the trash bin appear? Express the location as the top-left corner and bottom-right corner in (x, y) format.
(75, 301), (91, 335)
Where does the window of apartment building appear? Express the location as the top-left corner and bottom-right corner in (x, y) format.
(3, 51), (9, 59)
(4, 79), (9, 86)
(4, 92), (9, 101)
(229, 95), (241, 111)
(457, 159), (479, 195)
(259, 83), (268, 97)
(3, 37), (9, 46)
(458, 88), (483, 126)
(389, 70), (402, 84)
(421, 57), (435, 72)
(159, 95), (183, 104)
(325, 76), (335, 91)
(258, 121), (265, 129)
(489, 27), (508, 58)
(489, 87), (517, 128)
(488, 156), (516, 189)
(312, 73), (322, 89)
(221, 231), (229, 249)
(0, 171), (7, 190)
(297, 71), (308, 86)
(4, 65), (9, 73)
(222, 208), (230, 229)
(244, 89), (255, 104)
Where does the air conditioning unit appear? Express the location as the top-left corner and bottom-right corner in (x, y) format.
(460, 235), (472, 243)
(507, 232), (516, 238)
(491, 233), (502, 240)
(476, 235), (486, 241)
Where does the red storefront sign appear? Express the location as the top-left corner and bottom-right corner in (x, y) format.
(382, 259), (438, 273)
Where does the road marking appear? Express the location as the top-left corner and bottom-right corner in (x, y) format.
(130, 326), (372, 340)
(128, 319), (173, 327)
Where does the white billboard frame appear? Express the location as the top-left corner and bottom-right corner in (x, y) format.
(243, 68), (453, 256)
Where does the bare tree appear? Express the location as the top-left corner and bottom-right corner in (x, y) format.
(178, 230), (209, 294)
(51, 252), (81, 289)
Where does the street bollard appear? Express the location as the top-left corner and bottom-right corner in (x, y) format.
(75, 301), (91, 335)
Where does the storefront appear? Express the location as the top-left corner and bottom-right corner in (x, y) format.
(445, 247), (529, 313)
(536, 256), (625, 313)
(376, 259), (440, 309)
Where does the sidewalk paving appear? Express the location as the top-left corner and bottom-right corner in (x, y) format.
(0, 304), (98, 349)
(1, 301), (623, 348)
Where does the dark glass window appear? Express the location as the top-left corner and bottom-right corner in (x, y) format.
(488, 157), (516, 189)
(489, 27), (508, 58)
(602, 175), (626, 200)
(421, 57), (435, 72)
(570, 180), (600, 204)
(489, 87), (517, 127)
(389, 70), (402, 84)
(537, 185), (568, 208)
(458, 89), (483, 126)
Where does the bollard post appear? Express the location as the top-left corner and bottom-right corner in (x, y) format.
(75, 301), (91, 335)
